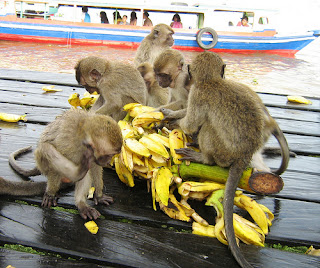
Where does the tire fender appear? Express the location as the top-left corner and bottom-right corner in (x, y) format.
(196, 27), (218, 50)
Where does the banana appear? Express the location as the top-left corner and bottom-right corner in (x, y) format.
(149, 151), (168, 164)
(114, 154), (135, 187)
(123, 103), (155, 118)
(139, 136), (169, 159)
(155, 167), (173, 206)
(42, 85), (62, 92)
(169, 129), (187, 164)
(84, 220), (99, 234)
(124, 138), (151, 158)
(159, 193), (191, 222)
(68, 93), (81, 107)
(121, 145), (134, 172)
(132, 112), (164, 128)
(178, 181), (225, 197)
(234, 194), (269, 234)
(233, 213), (265, 247)
(148, 133), (170, 148)
(287, 95), (312, 105)
(118, 120), (136, 139)
(192, 222), (216, 238)
(258, 203), (274, 226)
(0, 113), (27, 122)
(132, 153), (144, 166)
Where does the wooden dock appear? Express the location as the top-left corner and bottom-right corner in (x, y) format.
(0, 68), (319, 268)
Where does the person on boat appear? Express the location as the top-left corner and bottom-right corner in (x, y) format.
(170, 13), (183, 28)
(143, 11), (153, 27)
(113, 11), (122, 24)
(130, 11), (137, 26)
(237, 16), (250, 27)
(120, 15), (130, 25)
(100, 11), (109, 24)
(81, 7), (91, 23)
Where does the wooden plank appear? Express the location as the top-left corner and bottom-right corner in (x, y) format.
(266, 133), (320, 155)
(275, 118), (320, 137)
(0, 248), (107, 268)
(0, 69), (77, 86)
(259, 93), (320, 112)
(268, 107), (320, 123)
(0, 103), (66, 124)
(0, 200), (319, 268)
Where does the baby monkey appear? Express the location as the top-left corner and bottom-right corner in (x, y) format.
(2, 109), (122, 220)
(174, 52), (289, 268)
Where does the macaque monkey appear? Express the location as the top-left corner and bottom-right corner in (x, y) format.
(173, 52), (289, 268)
(134, 24), (174, 67)
(137, 62), (169, 107)
(153, 49), (191, 119)
(75, 56), (147, 121)
(3, 109), (123, 220)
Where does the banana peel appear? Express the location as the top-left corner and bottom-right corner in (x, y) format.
(114, 154), (135, 187)
(154, 167), (173, 206)
(124, 138), (151, 158)
(169, 129), (187, 164)
(132, 111), (164, 128)
(234, 194), (269, 234)
(84, 220), (99, 234)
(123, 103), (155, 118)
(159, 193), (191, 222)
(0, 113), (27, 122)
(178, 181), (225, 197)
(192, 222), (216, 238)
(287, 95), (312, 105)
(139, 136), (169, 159)
(68, 93), (81, 107)
(42, 85), (62, 92)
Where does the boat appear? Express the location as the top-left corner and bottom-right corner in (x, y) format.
(0, 0), (319, 56)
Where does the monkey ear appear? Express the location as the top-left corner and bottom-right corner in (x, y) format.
(178, 60), (184, 71)
(153, 29), (159, 38)
(221, 64), (226, 79)
(90, 69), (102, 82)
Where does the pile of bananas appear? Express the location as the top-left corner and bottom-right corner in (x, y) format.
(110, 103), (274, 247)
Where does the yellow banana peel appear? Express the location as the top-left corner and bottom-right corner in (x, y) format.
(0, 113), (27, 122)
(123, 103), (155, 118)
(68, 93), (81, 107)
(159, 193), (191, 222)
(42, 85), (62, 92)
(287, 95), (312, 105)
(124, 138), (151, 158)
(139, 136), (169, 159)
(178, 181), (225, 197)
(132, 112), (164, 128)
(147, 133), (170, 148)
(258, 203), (274, 226)
(169, 129), (187, 164)
(87, 187), (95, 199)
(121, 145), (134, 172)
(84, 220), (99, 234)
(118, 120), (136, 139)
(192, 222), (216, 238)
(305, 246), (320, 256)
(114, 154), (135, 187)
(233, 213), (265, 247)
(155, 167), (173, 206)
(234, 194), (269, 234)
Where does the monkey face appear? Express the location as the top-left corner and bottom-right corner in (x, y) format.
(166, 32), (174, 47)
(155, 73), (172, 88)
(95, 154), (117, 167)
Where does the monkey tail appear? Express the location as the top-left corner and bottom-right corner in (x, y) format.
(271, 126), (290, 175)
(0, 177), (46, 196)
(9, 146), (41, 177)
(224, 159), (253, 268)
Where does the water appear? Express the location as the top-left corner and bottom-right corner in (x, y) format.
(0, 38), (319, 98)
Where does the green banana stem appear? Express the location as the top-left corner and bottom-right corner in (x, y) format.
(170, 162), (254, 192)
(205, 189), (225, 217)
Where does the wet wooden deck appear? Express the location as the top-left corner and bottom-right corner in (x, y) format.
(0, 68), (319, 268)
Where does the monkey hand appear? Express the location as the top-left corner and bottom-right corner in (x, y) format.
(160, 108), (178, 121)
(42, 192), (58, 208)
(77, 143), (95, 179)
(93, 193), (114, 206)
(79, 206), (101, 220)
(175, 148), (202, 163)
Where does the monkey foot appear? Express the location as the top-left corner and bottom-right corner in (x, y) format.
(79, 206), (101, 220)
(94, 193), (114, 206)
(175, 148), (202, 162)
(41, 192), (58, 208)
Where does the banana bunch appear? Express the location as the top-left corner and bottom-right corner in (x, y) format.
(111, 103), (275, 248)
(0, 113), (27, 122)
(68, 92), (99, 110)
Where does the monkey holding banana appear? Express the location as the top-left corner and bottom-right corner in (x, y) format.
(1, 109), (123, 220)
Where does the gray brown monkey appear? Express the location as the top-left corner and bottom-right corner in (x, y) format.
(137, 62), (169, 107)
(3, 109), (123, 220)
(173, 52), (289, 268)
(134, 24), (174, 67)
(153, 49), (191, 119)
(75, 56), (147, 121)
